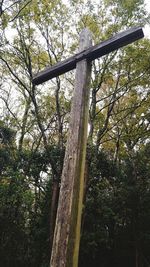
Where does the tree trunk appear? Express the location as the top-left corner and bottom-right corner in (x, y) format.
(49, 179), (60, 256)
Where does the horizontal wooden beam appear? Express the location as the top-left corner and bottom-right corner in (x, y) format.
(33, 26), (144, 85)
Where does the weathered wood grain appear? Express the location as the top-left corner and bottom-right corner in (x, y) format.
(50, 28), (92, 267)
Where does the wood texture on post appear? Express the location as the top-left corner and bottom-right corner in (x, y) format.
(50, 28), (92, 267)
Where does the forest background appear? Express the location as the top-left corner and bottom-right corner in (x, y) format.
(0, 0), (150, 267)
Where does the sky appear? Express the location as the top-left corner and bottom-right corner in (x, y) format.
(144, 0), (150, 38)
(5, 0), (150, 41)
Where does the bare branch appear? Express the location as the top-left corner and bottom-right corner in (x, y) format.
(10, 0), (32, 22)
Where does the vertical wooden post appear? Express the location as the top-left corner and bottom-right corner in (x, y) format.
(50, 28), (92, 267)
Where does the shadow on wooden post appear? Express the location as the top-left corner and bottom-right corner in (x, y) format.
(50, 28), (92, 267)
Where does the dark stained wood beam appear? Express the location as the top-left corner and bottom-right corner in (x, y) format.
(33, 26), (144, 85)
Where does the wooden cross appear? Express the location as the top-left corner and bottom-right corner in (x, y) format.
(33, 26), (144, 267)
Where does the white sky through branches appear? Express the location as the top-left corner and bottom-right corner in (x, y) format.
(5, 0), (150, 42)
(144, 0), (150, 38)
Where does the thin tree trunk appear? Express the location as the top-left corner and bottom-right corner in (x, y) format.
(135, 244), (139, 267)
(49, 179), (60, 256)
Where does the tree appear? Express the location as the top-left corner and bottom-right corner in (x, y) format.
(0, 0), (150, 266)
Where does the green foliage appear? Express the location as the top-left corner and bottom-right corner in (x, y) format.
(0, 0), (150, 266)
(80, 146), (150, 267)
(0, 120), (15, 145)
